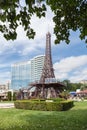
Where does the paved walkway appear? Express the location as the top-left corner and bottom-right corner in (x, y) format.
(0, 103), (14, 108)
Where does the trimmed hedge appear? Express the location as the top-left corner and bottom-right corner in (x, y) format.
(48, 97), (65, 102)
(61, 100), (74, 111)
(14, 100), (73, 111)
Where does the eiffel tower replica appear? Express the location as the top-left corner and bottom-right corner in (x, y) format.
(30, 32), (65, 99)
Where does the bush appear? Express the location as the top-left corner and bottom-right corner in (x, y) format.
(14, 100), (73, 111)
(14, 101), (62, 111)
(48, 97), (65, 102)
(61, 100), (74, 111)
(7, 91), (12, 101)
(13, 92), (17, 101)
(84, 97), (87, 100)
(46, 102), (62, 111)
(29, 99), (45, 102)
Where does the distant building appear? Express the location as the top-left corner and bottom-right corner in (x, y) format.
(11, 55), (45, 90)
(31, 55), (44, 82)
(0, 84), (8, 91)
(0, 82), (10, 100)
(80, 80), (87, 84)
(11, 61), (31, 90)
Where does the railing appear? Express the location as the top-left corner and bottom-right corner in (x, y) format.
(30, 78), (64, 85)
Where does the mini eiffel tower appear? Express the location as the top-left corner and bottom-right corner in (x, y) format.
(40, 32), (55, 83)
(30, 32), (64, 99)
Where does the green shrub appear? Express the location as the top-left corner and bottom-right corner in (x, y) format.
(49, 97), (65, 102)
(84, 97), (87, 100)
(29, 99), (45, 102)
(14, 100), (73, 111)
(61, 100), (74, 111)
(7, 91), (12, 101)
(46, 102), (62, 111)
(13, 92), (17, 101)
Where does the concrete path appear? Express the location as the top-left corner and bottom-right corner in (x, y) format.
(0, 103), (14, 108)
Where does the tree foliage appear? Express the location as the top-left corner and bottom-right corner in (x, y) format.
(63, 79), (82, 91)
(47, 0), (87, 44)
(0, 0), (87, 44)
(7, 91), (12, 101)
(13, 92), (17, 101)
(80, 84), (87, 90)
(0, 0), (46, 40)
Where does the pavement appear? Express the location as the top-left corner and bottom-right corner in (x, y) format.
(0, 103), (14, 108)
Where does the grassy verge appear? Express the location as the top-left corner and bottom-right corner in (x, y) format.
(0, 101), (14, 103)
(0, 101), (87, 130)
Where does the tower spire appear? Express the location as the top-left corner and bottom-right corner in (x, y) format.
(40, 32), (55, 83)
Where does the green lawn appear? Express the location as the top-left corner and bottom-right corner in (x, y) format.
(0, 101), (87, 130)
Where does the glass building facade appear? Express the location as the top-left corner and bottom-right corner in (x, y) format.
(11, 61), (31, 90)
(11, 55), (44, 90)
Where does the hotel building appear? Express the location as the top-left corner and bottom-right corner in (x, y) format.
(11, 55), (44, 90)
(31, 55), (45, 82)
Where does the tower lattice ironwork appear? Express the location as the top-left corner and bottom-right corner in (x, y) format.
(29, 32), (65, 99)
(40, 32), (55, 83)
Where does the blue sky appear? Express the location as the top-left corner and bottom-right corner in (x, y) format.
(0, 6), (87, 84)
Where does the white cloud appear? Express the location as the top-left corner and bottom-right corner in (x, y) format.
(69, 68), (87, 83)
(54, 55), (87, 82)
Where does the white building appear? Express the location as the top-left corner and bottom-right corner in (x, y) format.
(11, 55), (45, 90)
(0, 82), (10, 100)
(31, 55), (45, 83)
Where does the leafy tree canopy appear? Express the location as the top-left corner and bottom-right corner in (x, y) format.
(47, 0), (87, 44)
(0, 0), (87, 44)
(63, 79), (82, 91)
(0, 0), (46, 40)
